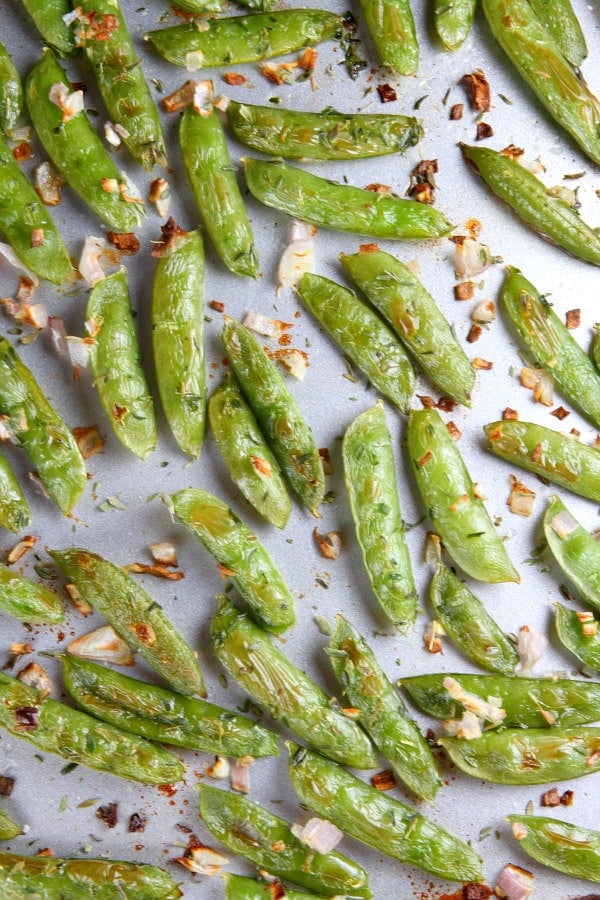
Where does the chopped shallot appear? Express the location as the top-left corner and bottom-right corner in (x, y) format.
(549, 509), (578, 539)
(443, 677), (506, 726)
(471, 299), (496, 324)
(290, 818), (343, 854)
(185, 50), (205, 72)
(104, 122), (121, 147)
(494, 863), (534, 900)
(443, 710), (486, 740)
(68, 625), (135, 666)
(149, 541), (178, 567)
(519, 366), (554, 406)
(206, 756), (230, 779)
(78, 236), (109, 286)
(65, 336), (94, 370)
(277, 219), (316, 292)
(313, 528), (343, 560)
(7, 535), (36, 565)
(452, 237), (493, 278)
(72, 425), (104, 459)
(272, 348), (309, 380)
(48, 316), (68, 355)
(243, 311), (291, 339)
(423, 619), (445, 653)
(230, 758), (252, 793)
(175, 845), (228, 876)
(0, 242), (39, 286)
(507, 475), (536, 517)
(424, 531), (442, 565)
(65, 583), (93, 616)
(34, 162), (64, 206)
(149, 178), (171, 218)
(192, 80), (213, 115)
(49, 82), (84, 123)
(17, 662), (53, 700)
(516, 625), (547, 675)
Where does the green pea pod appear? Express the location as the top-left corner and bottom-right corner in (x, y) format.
(544, 495), (600, 611)
(26, 49), (145, 231)
(0, 672), (184, 784)
(61, 654), (279, 758)
(297, 274), (416, 413)
(0, 451), (29, 534)
(244, 158), (453, 240)
(234, 0), (279, 10)
(224, 876), (335, 900)
(227, 101), (421, 160)
(49, 547), (206, 698)
(358, 0), (418, 74)
(401, 672), (600, 728)
(180, 106), (258, 278)
(208, 371), (291, 529)
(287, 743), (483, 882)
(169, 0), (222, 10)
(434, 0), (477, 51)
(20, 0), (75, 56)
(439, 726), (600, 784)
(0, 336), (86, 516)
(528, 0), (587, 68)
(555, 602), (600, 673)
(145, 10), (342, 67)
(87, 268), (156, 460)
(462, 145), (600, 266)
(0, 811), (20, 842)
(327, 616), (442, 801)
(484, 420), (600, 503)
(152, 224), (205, 458)
(0, 852), (182, 898)
(0, 562), (63, 625)
(211, 597), (378, 769)
(341, 248), (475, 405)
(507, 814), (600, 882)
(0, 42), (22, 136)
(408, 409), (520, 583)
(166, 488), (296, 633)
(592, 323), (600, 372)
(431, 565), (519, 674)
(342, 402), (417, 628)
(199, 785), (371, 898)
(482, 0), (600, 165)
(222, 318), (325, 515)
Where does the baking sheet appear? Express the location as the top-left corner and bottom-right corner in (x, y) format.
(1, 0), (600, 896)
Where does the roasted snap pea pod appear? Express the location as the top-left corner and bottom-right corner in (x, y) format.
(434, 0), (477, 50)
(49, 547), (206, 698)
(61, 654), (279, 758)
(528, 0), (587, 68)
(0, 451), (29, 534)
(87, 268), (156, 460)
(145, 10), (342, 68)
(555, 602), (600, 673)
(0, 811), (20, 841)
(341, 248), (475, 405)
(0, 852), (182, 899)
(327, 616), (442, 800)
(0, 671), (184, 784)
(20, 0), (75, 56)
(298, 274), (416, 413)
(199, 785), (371, 898)
(211, 597), (378, 769)
(222, 318), (325, 514)
(167, 0), (222, 10)
(0, 562), (63, 625)
(287, 743), (483, 882)
(591, 324), (600, 372)
(208, 371), (291, 529)
(408, 409), (520, 583)
(225, 875), (338, 900)
(462, 145), (600, 266)
(431, 565), (519, 674)
(227, 101), (421, 160)
(482, 0), (600, 165)
(439, 727), (600, 784)
(342, 403), (417, 628)
(507, 814), (600, 883)
(180, 106), (258, 278)
(484, 420), (600, 503)
(152, 224), (205, 458)
(544, 495), (600, 611)
(358, 0), (418, 74)
(0, 42), (22, 136)
(26, 50), (145, 231)
(166, 488), (296, 633)
(244, 158), (453, 240)
(234, 0), (279, 10)
(0, 336), (86, 516)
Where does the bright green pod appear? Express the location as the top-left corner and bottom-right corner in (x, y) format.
(225, 875), (334, 900)
(0, 562), (63, 625)
(168, 0), (221, 10)
(244, 158), (453, 240)
(87, 268), (156, 460)
(20, 0), (75, 56)
(431, 565), (519, 674)
(287, 742), (483, 882)
(0, 336), (86, 516)
(227, 101), (422, 160)
(342, 402), (417, 628)
(555, 602), (600, 673)
(180, 106), (258, 278)
(357, 0), (418, 74)
(484, 420), (600, 503)
(199, 785), (371, 898)
(26, 50), (145, 231)
(211, 597), (378, 769)
(49, 547), (206, 697)
(0, 811), (20, 842)
(434, 0), (477, 50)
(408, 409), (520, 583)
(341, 248), (475, 405)
(507, 814), (600, 882)
(166, 488), (296, 633)
(0, 41), (22, 136)
(208, 371), (291, 529)
(152, 224), (205, 458)
(592, 323), (600, 372)
(528, 0), (587, 67)
(61, 654), (279, 758)
(234, 0), (279, 10)
(544, 495), (600, 611)
(145, 9), (342, 67)
(0, 451), (29, 534)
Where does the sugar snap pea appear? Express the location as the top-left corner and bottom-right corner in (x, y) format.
(87, 268), (156, 460)
(227, 101), (421, 160)
(0, 561), (63, 625)
(168, 0), (222, 10)
(287, 743), (483, 882)
(165, 488), (296, 633)
(408, 409), (519, 583)
(208, 371), (291, 529)
(20, 0), (75, 56)
(180, 105), (258, 278)
(0, 336), (86, 516)
(528, 0), (587, 68)
(225, 875), (335, 900)
(341, 248), (475, 405)
(484, 420), (600, 503)
(234, 0), (279, 10)
(592, 323), (600, 372)
(507, 814), (600, 882)
(0, 811), (20, 842)
(342, 402), (417, 628)
(544, 495), (600, 612)
(434, 0), (477, 51)
(0, 451), (29, 534)
(358, 0), (418, 74)
(211, 597), (378, 769)
(244, 158), (453, 240)
(49, 547), (206, 697)
(555, 602), (600, 673)
(0, 42), (22, 136)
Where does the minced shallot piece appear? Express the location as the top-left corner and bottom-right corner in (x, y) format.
(185, 50), (205, 72)
(175, 845), (228, 876)
(161, 80), (197, 113)
(507, 475), (536, 517)
(65, 336), (94, 370)
(452, 237), (493, 278)
(104, 122), (121, 147)
(34, 161), (64, 206)
(78, 236), (109, 286)
(65, 583), (93, 617)
(520, 366), (554, 406)
(205, 756), (230, 779)
(149, 541), (178, 567)
(516, 625), (548, 675)
(49, 82), (84, 123)
(423, 619), (445, 653)
(72, 426), (104, 459)
(471, 299), (496, 324)
(7, 535), (36, 565)
(549, 509), (578, 539)
(0, 242), (39, 286)
(68, 625), (135, 666)
(494, 863), (534, 900)
(443, 676), (506, 726)
(149, 178), (171, 218)
(243, 311), (291, 339)
(272, 348), (309, 380)
(230, 755), (254, 793)
(277, 219), (316, 293)
(192, 80), (214, 115)
(17, 662), (53, 700)
(48, 316), (68, 355)
(290, 818), (343, 854)
(443, 709), (485, 740)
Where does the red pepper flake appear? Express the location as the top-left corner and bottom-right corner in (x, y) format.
(473, 357), (493, 370)
(500, 144), (524, 160)
(96, 803), (118, 828)
(503, 407), (519, 421)
(437, 397), (458, 413)
(449, 103), (463, 120)
(210, 300), (224, 312)
(318, 447), (332, 475)
(35, 848), (54, 858)
(313, 528), (343, 561)
(447, 421), (462, 441)
(77, 11), (118, 42)
(460, 69), (491, 111)
(550, 406), (570, 420)
(462, 885), (492, 900)
(466, 324), (482, 343)
(370, 769), (396, 791)
(377, 83), (397, 103)
(565, 308), (581, 329)
(0, 775), (15, 797)
(358, 242), (379, 253)
(14, 707), (39, 730)
(161, 81), (197, 114)
(418, 394), (436, 408)
(418, 450), (433, 467)
(217, 563), (236, 579)
(106, 231), (140, 255)
(454, 281), (475, 301)
(224, 72), (247, 86)
(476, 122), (494, 141)
(158, 783), (177, 797)
(12, 142), (32, 163)
(570, 428), (581, 438)
(278, 332), (293, 346)
(124, 563), (184, 581)
(541, 787), (560, 807)
(112, 402), (127, 422)
(128, 812), (147, 833)
(250, 456), (273, 479)
(560, 789), (574, 806)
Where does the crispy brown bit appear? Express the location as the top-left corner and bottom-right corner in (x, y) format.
(503, 407), (519, 420)
(318, 447), (332, 475)
(217, 563), (236, 580)
(500, 144), (524, 160)
(454, 281), (475, 301)
(508, 474), (536, 517)
(210, 300), (225, 312)
(462, 885), (492, 900)
(151, 217), (188, 259)
(106, 231), (140, 255)
(7, 535), (36, 565)
(565, 308), (581, 329)
(541, 787), (560, 807)
(0, 775), (15, 797)
(97, 803), (118, 828)
(371, 769), (396, 791)
(418, 394), (436, 408)
(14, 707), (39, 730)
(450, 103), (463, 120)
(12, 142), (32, 163)
(550, 406), (570, 420)
(131, 622), (156, 647)
(158, 783), (177, 797)
(112, 402), (127, 421)
(473, 357), (493, 370)
(266, 883), (287, 900)
(570, 428), (581, 438)
(77, 11), (118, 41)
(278, 332), (293, 346)
(411, 183), (434, 204)
(560, 789), (574, 806)
(365, 183), (391, 195)
(224, 72), (247, 86)
(460, 69), (491, 111)
(124, 563), (184, 581)
(30, 228), (45, 248)
(447, 421), (462, 441)
(260, 62), (297, 85)
(128, 812), (147, 833)
(161, 80), (197, 113)
(476, 122), (494, 141)
(466, 324), (482, 343)
(358, 242), (379, 253)
(313, 528), (343, 561)
(407, 159), (438, 205)
(377, 83), (397, 103)
(72, 425), (104, 459)
(35, 848), (54, 858)
(437, 397), (458, 413)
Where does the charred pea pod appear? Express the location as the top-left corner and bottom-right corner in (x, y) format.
(0, 810), (20, 841)
(341, 248), (475, 405)
(0, 562), (63, 625)
(407, 408), (520, 583)
(555, 602), (600, 673)
(165, 488), (296, 633)
(0, 451), (29, 534)
(0, 41), (22, 136)
(544, 495), (600, 611)
(224, 876), (334, 900)
(357, 0), (418, 74)
(342, 403), (417, 629)
(20, 0), (75, 56)
(507, 814), (600, 882)
(528, 0), (587, 67)
(484, 420), (600, 503)
(87, 268), (156, 460)
(49, 547), (207, 698)
(434, 0), (477, 51)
